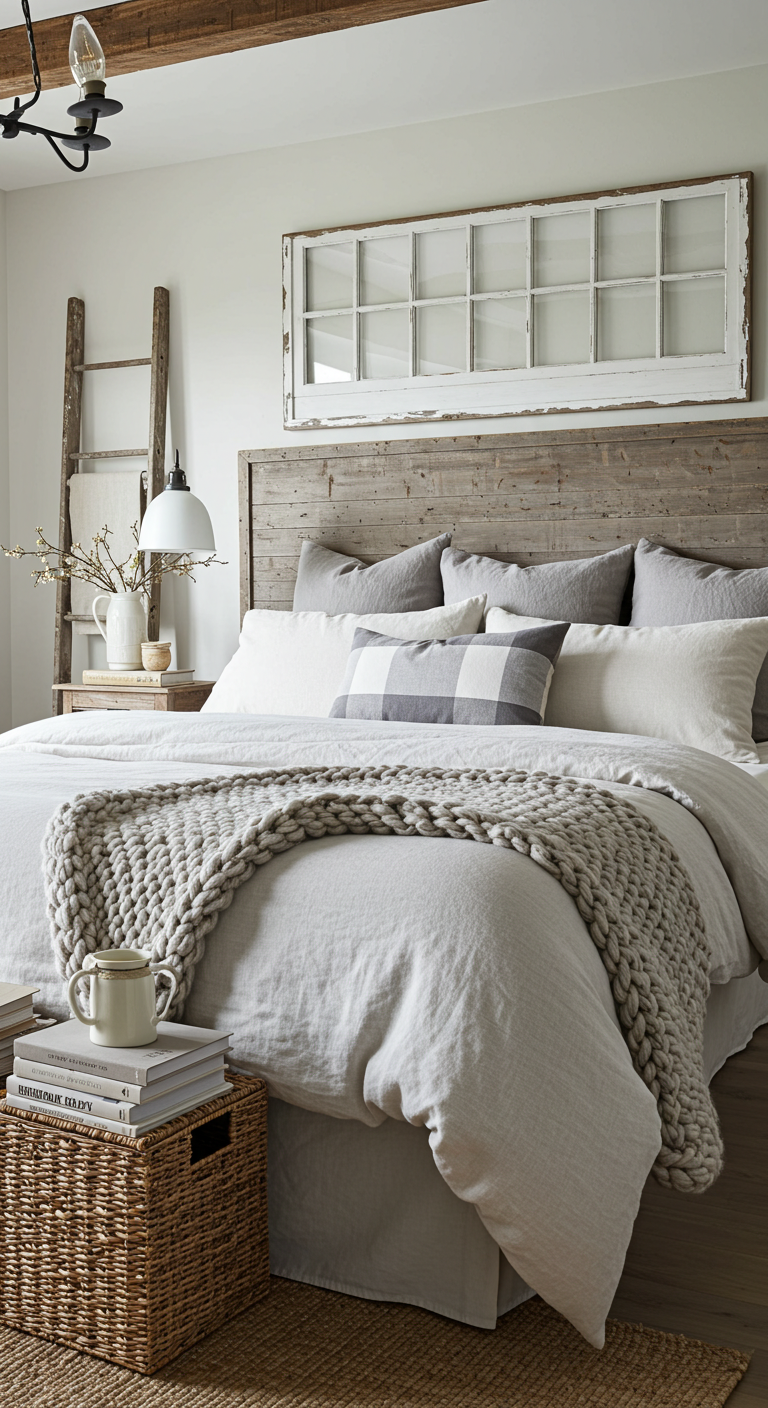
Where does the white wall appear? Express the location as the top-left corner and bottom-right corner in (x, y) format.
(5, 62), (767, 726)
(0, 189), (9, 734)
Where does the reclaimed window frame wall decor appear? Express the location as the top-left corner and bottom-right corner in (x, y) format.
(282, 173), (751, 430)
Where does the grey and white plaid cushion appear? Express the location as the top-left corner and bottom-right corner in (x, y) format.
(329, 622), (569, 725)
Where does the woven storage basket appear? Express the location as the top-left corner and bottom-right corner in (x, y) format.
(0, 1072), (269, 1375)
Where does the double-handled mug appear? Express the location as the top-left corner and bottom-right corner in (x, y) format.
(68, 949), (179, 1047)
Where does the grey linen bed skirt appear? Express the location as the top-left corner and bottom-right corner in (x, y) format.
(264, 969), (768, 1329)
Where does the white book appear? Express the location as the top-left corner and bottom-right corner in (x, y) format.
(82, 669), (194, 687)
(13, 1052), (227, 1104)
(4, 1081), (233, 1137)
(0, 1004), (34, 1034)
(1, 1013), (50, 1057)
(15, 1019), (232, 1086)
(6, 1067), (228, 1124)
(0, 983), (39, 1013)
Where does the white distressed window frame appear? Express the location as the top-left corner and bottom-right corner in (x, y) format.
(283, 173), (751, 430)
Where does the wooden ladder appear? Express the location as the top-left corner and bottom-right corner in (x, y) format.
(52, 286), (170, 716)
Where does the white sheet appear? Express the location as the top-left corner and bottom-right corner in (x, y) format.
(1, 711), (766, 1348)
(738, 741), (768, 788)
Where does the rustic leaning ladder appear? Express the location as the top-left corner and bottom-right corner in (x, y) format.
(52, 287), (170, 716)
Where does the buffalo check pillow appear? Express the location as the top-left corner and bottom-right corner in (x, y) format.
(329, 622), (570, 725)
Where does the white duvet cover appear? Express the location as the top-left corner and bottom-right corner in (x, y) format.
(0, 711), (766, 1347)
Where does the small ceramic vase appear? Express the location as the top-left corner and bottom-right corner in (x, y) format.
(67, 949), (179, 1047)
(141, 640), (172, 672)
(92, 590), (148, 670)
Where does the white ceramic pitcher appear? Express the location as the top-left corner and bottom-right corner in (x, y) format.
(92, 590), (147, 670)
(67, 949), (179, 1047)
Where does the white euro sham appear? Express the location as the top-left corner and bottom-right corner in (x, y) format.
(486, 609), (768, 763)
(202, 597), (486, 717)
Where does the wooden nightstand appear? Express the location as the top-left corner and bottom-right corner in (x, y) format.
(52, 682), (215, 714)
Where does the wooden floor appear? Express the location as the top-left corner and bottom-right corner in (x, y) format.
(611, 1021), (768, 1405)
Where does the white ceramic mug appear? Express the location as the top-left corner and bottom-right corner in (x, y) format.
(67, 949), (179, 1047)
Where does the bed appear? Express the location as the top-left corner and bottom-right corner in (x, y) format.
(2, 415), (768, 1349)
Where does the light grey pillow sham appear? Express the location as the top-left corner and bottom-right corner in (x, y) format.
(293, 534), (450, 614)
(630, 538), (768, 741)
(330, 621), (569, 726)
(440, 544), (634, 624)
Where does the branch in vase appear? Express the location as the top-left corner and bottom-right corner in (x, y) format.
(2, 522), (226, 592)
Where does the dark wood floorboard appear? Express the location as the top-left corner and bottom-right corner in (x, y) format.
(611, 1022), (768, 1404)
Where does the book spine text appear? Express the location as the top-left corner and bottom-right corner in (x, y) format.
(6, 1077), (139, 1122)
(4, 1094), (143, 1136)
(12, 1061), (146, 1102)
(12, 1042), (145, 1084)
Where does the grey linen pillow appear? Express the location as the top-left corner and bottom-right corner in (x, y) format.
(330, 621), (569, 726)
(631, 538), (768, 742)
(440, 544), (634, 624)
(293, 534), (450, 614)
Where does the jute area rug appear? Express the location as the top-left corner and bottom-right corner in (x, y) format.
(1, 1278), (749, 1408)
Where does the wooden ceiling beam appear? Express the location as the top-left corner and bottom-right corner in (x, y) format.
(0, 0), (482, 99)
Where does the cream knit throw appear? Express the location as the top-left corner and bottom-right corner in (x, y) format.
(43, 764), (719, 1192)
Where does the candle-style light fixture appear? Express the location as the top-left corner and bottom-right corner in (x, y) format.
(0, 3), (122, 173)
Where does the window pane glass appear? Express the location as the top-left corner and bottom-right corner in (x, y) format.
(417, 303), (466, 374)
(305, 243), (353, 312)
(597, 284), (656, 361)
(360, 308), (410, 379)
(306, 316), (353, 383)
(663, 276), (725, 355)
(473, 298), (527, 370)
(359, 236), (410, 307)
(416, 228), (466, 300)
(598, 204), (656, 281)
(663, 194), (725, 274)
(473, 222), (527, 294)
(533, 289), (590, 366)
(533, 212), (590, 288)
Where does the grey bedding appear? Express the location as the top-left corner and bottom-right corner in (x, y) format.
(268, 966), (768, 1329)
(0, 711), (766, 1347)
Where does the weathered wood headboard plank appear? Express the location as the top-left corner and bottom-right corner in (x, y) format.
(239, 417), (768, 620)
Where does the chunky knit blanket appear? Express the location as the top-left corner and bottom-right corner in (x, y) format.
(43, 763), (719, 1191)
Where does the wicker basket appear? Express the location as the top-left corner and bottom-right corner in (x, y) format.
(0, 1073), (269, 1374)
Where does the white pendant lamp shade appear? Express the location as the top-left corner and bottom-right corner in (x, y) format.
(138, 456), (216, 553)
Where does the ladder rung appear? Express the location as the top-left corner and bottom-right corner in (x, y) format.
(74, 358), (152, 371)
(70, 449), (148, 460)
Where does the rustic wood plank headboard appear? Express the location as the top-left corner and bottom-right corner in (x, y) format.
(238, 416), (768, 621)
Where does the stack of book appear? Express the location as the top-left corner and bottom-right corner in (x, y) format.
(5, 1019), (233, 1137)
(82, 668), (195, 687)
(0, 983), (51, 1085)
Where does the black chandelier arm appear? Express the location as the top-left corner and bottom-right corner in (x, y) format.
(0, 113), (92, 172)
(2, 107), (101, 145)
(42, 131), (90, 173)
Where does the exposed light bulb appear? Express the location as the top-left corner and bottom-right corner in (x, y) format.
(69, 14), (106, 91)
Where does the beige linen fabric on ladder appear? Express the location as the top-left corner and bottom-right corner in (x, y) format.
(68, 471), (145, 632)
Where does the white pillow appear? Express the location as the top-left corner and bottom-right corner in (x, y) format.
(486, 608), (768, 763)
(203, 597), (486, 717)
